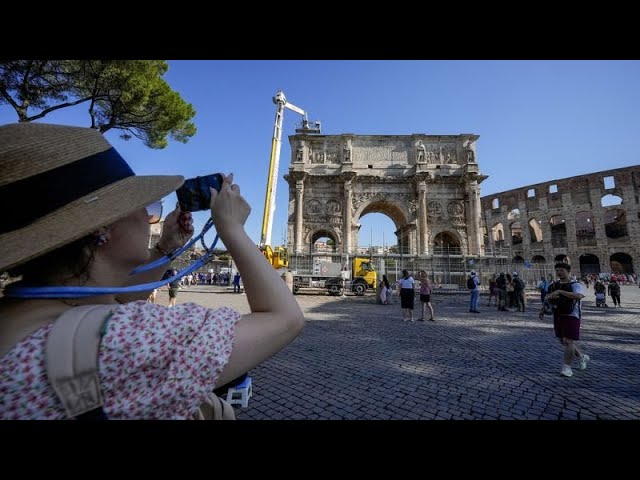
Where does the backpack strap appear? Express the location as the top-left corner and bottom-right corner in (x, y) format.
(45, 305), (114, 420)
(195, 393), (236, 420)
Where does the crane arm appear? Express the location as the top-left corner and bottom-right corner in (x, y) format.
(260, 91), (319, 249)
(284, 102), (306, 117)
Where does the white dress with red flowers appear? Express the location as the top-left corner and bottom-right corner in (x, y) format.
(0, 301), (241, 419)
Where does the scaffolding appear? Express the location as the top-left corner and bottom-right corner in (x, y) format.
(288, 245), (558, 290)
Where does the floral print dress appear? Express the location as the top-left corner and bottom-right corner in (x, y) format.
(0, 301), (241, 419)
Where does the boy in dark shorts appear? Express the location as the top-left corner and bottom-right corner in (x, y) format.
(539, 263), (589, 378)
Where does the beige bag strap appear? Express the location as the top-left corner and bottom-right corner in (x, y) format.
(46, 304), (235, 420)
(196, 393), (236, 420)
(45, 305), (113, 419)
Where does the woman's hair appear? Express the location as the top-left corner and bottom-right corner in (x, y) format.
(382, 275), (390, 288)
(402, 269), (409, 277)
(7, 234), (98, 287)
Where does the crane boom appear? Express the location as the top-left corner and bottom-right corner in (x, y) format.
(260, 91), (320, 248)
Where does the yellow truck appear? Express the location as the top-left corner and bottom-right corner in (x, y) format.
(294, 257), (377, 296)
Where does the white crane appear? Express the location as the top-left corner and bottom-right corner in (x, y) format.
(260, 90), (320, 248)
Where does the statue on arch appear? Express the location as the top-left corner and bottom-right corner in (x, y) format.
(416, 140), (426, 163)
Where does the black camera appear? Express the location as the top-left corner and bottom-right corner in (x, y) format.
(175, 173), (224, 212)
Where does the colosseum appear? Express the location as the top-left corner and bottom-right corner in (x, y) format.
(480, 165), (640, 277)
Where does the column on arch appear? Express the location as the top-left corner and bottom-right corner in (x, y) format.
(294, 178), (304, 253)
(344, 180), (353, 255)
(418, 179), (428, 255)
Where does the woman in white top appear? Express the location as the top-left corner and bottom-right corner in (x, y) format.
(398, 269), (415, 321)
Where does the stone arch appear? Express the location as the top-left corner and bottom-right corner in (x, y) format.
(601, 193), (623, 207)
(507, 208), (520, 221)
(510, 221), (523, 245)
(576, 211), (596, 246)
(306, 226), (341, 252)
(603, 208), (628, 239)
(353, 194), (410, 227)
(528, 218), (543, 243)
(286, 133), (484, 256)
(550, 215), (567, 248)
(531, 255), (546, 264)
(492, 222), (504, 243)
(431, 229), (462, 255)
(512, 255), (525, 263)
(354, 195), (410, 253)
(610, 252), (634, 274)
(579, 254), (601, 275)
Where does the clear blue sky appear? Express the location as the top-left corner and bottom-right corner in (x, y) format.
(3, 60), (640, 249)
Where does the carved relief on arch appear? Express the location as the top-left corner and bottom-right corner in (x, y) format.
(325, 199), (342, 215)
(394, 193), (418, 216)
(427, 201), (443, 217)
(303, 225), (312, 241)
(306, 199), (323, 215)
(352, 192), (379, 212)
(447, 201), (464, 217)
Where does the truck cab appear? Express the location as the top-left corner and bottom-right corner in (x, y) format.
(261, 245), (289, 270)
(350, 257), (377, 295)
(324, 257), (377, 296)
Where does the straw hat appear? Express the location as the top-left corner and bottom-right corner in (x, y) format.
(0, 123), (184, 272)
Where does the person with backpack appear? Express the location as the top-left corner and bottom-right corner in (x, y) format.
(594, 280), (608, 307)
(0, 124), (305, 419)
(538, 262), (589, 378)
(512, 272), (526, 312)
(608, 278), (621, 307)
(467, 271), (480, 313)
(494, 272), (506, 311)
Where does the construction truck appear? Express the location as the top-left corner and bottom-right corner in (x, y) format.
(292, 257), (377, 296)
(260, 91), (321, 270)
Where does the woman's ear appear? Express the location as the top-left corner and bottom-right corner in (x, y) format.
(92, 227), (111, 246)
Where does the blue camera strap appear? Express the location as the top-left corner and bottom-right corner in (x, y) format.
(129, 218), (215, 275)
(4, 219), (221, 299)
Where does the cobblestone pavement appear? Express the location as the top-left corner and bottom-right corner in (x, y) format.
(157, 284), (640, 420)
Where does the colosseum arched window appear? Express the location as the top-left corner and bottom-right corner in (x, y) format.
(601, 194), (622, 207)
(528, 218), (543, 243)
(510, 221), (523, 245)
(492, 223), (504, 246)
(507, 208), (520, 220)
(576, 211), (596, 247)
(550, 215), (567, 248)
(610, 252), (633, 274)
(604, 208), (628, 239)
(579, 254), (600, 275)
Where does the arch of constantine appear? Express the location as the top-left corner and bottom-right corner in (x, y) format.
(284, 133), (485, 258)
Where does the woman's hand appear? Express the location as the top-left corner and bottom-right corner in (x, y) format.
(210, 173), (251, 235)
(158, 203), (194, 252)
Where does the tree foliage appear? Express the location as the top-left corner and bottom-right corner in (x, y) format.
(0, 60), (196, 149)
